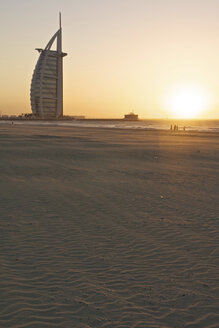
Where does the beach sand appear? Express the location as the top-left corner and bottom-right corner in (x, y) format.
(0, 124), (218, 328)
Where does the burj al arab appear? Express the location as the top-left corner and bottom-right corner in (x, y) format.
(30, 14), (67, 119)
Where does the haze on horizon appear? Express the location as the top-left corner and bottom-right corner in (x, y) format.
(1, 0), (219, 119)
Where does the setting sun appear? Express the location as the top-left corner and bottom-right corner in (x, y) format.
(163, 85), (213, 119)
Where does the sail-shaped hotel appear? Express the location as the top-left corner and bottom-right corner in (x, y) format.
(30, 14), (67, 118)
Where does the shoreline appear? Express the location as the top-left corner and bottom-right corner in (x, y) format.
(1, 117), (219, 121)
(1, 119), (219, 136)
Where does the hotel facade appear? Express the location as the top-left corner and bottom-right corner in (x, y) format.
(30, 14), (67, 118)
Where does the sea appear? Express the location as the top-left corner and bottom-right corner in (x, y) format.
(1, 119), (219, 133)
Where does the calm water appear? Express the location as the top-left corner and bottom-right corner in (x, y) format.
(1, 119), (219, 132)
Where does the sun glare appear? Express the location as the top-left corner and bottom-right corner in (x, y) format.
(164, 85), (212, 119)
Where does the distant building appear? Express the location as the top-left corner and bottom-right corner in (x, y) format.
(62, 115), (85, 120)
(30, 14), (67, 119)
(124, 112), (139, 120)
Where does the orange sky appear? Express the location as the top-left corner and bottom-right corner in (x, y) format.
(1, 0), (219, 118)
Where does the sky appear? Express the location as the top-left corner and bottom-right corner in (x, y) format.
(1, 0), (219, 118)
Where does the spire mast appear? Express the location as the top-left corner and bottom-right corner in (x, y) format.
(57, 12), (63, 117)
(57, 12), (62, 53)
(59, 12), (62, 29)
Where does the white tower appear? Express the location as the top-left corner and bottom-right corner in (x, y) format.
(30, 14), (67, 118)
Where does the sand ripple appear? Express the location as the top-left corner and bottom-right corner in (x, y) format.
(0, 126), (218, 327)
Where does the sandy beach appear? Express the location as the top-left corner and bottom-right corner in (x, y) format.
(0, 124), (218, 328)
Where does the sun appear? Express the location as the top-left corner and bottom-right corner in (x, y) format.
(163, 84), (212, 119)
